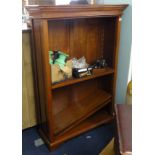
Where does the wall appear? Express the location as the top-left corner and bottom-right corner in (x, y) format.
(22, 31), (37, 129)
(97, 0), (132, 104)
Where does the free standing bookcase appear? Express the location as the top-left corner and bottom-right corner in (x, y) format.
(26, 4), (128, 150)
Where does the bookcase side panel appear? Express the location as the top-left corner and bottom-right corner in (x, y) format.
(32, 19), (48, 134)
(112, 16), (122, 105)
(33, 19), (54, 141)
(40, 19), (55, 141)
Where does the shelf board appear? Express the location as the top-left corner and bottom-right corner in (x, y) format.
(52, 67), (114, 89)
(53, 90), (112, 135)
(53, 110), (114, 147)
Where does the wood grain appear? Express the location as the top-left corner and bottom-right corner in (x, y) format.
(26, 4), (128, 19)
(52, 67), (114, 89)
(27, 4), (128, 150)
(32, 19), (49, 135)
(53, 90), (111, 135)
(39, 108), (114, 150)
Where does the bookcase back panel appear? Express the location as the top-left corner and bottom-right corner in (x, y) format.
(48, 17), (116, 66)
(97, 75), (114, 94)
(70, 79), (99, 103)
(52, 79), (101, 116)
(69, 18), (102, 64)
(51, 78), (112, 135)
(102, 18), (117, 68)
(48, 20), (70, 53)
(52, 86), (72, 115)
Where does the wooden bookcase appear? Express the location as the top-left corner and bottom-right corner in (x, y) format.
(26, 4), (128, 150)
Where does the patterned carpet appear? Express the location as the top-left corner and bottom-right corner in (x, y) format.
(22, 123), (114, 155)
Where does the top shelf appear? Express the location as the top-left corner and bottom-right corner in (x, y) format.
(52, 67), (114, 89)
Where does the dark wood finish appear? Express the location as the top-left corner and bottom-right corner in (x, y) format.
(40, 108), (114, 150)
(53, 90), (111, 135)
(52, 67), (114, 89)
(47, 18), (115, 65)
(26, 4), (128, 19)
(111, 17), (122, 114)
(26, 4), (128, 150)
(32, 19), (49, 135)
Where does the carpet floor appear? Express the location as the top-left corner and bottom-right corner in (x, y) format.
(22, 123), (114, 155)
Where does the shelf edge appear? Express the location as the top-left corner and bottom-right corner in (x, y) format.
(52, 68), (114, 89)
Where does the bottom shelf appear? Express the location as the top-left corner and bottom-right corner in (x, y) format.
(53, 90), (112, 135)
(39, 108), (114, 150)
(52, 109), (114, 147)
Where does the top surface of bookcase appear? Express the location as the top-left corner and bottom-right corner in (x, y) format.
(26, 4), (128, 19)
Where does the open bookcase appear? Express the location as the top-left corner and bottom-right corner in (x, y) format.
(26, 4), (128, 150)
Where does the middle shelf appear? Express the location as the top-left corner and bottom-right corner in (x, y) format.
(53, 89), (112, 135)
(52, 67), (114, 89)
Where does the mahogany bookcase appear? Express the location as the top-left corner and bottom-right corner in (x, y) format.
(26, 4), (128, 150)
